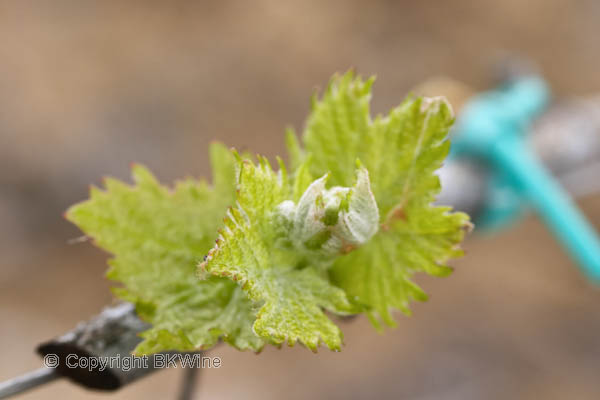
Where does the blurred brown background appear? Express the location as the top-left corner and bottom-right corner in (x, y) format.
(2, 1), (600, 399)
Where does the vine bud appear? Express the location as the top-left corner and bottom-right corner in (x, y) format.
(276, 166), (379, 257)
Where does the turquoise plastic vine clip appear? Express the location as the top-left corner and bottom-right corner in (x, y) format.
(452, 76), (600, 282)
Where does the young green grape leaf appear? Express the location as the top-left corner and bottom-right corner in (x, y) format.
(66, 70), (471, 354)
(66, 143), (265, 354)
(200, 156), (379, 350)
(292, 71), (471, 328)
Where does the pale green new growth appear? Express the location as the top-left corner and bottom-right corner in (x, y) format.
(67, 71), (469, 354)
(200, 157), (379, 350)
(278, 165), (379, 258)
(293, 71), (471, 328)
(66, 143), (264, 354)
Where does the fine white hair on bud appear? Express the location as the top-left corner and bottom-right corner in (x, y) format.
(334, 167), (379, 247)
(420, 96), (454, 118)
(275, 166), (379, 257)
